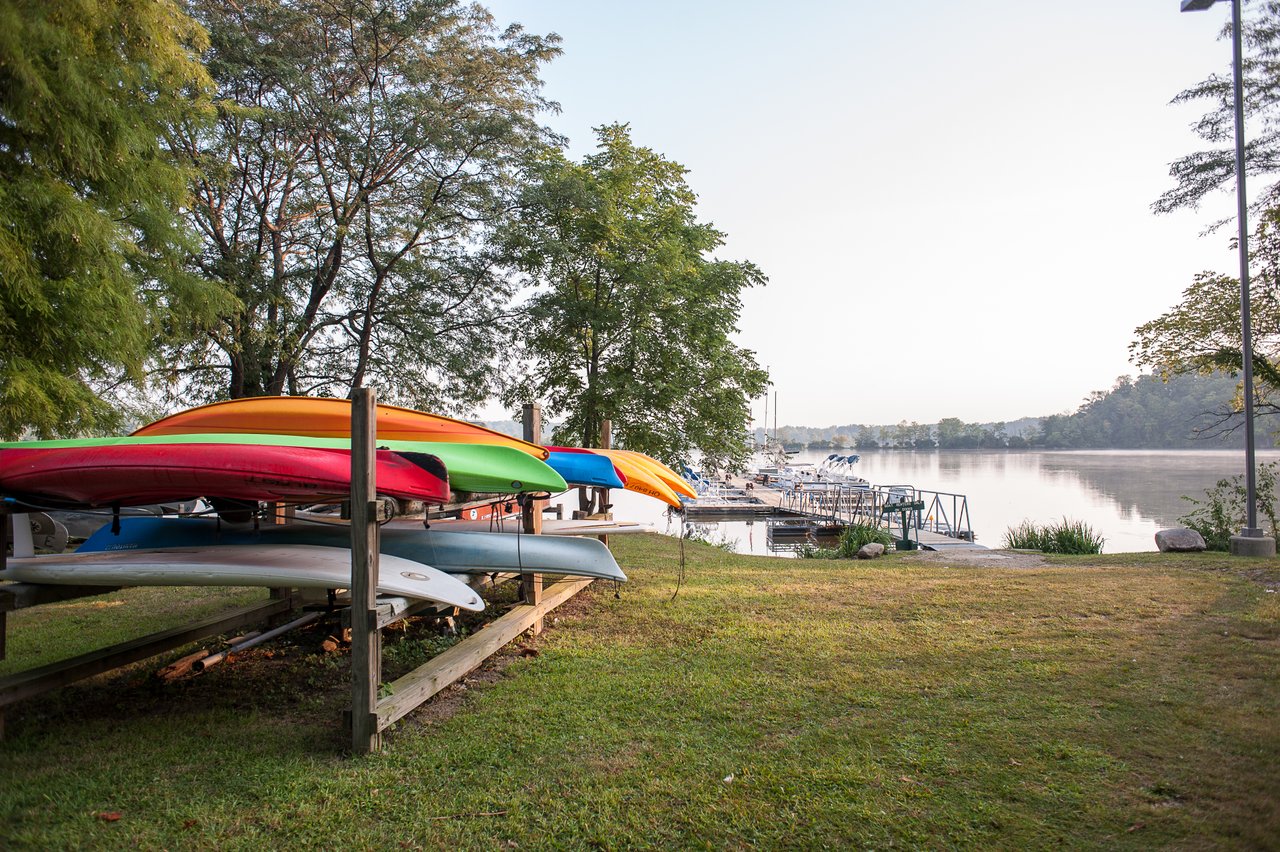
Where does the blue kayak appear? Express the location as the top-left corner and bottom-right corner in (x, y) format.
(78, 516), (626, 581)
(544, 450), (625, 489)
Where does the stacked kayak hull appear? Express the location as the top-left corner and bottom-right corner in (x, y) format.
(79, 517), (626, 582)
(544, 450), (625, 489)
(548, 446), (680, 507)
(134, 397), (549, 459)
(598, 449), (696, 499)
(4, 434), (564, 496)
(0, 444), (449, 509)
(0, 545), (485, 610)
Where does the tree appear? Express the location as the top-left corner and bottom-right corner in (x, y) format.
(500, 124), (768, 468)
(0, 0), (216, 438)
(1132, 208), (1280, 421)
(1140, 1), (1280, 418)
(159, 0), (559, 412)
(1153, 1), (1280, 219)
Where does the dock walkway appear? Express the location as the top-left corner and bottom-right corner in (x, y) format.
(714, 475), (985, 551)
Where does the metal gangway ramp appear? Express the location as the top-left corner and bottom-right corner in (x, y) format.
(776, 483), (982, 550)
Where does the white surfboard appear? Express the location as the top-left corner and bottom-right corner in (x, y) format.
(0, 545), (484, 612)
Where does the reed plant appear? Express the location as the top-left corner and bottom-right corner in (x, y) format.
(835, 522), (896, 557)
(1002, 518), (1105, 555)
(799, 523), (895, 559)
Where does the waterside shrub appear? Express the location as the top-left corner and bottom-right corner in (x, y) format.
(1180, 461), (1280, 551)
(799, 523), (895, 559)
(1002, 518), (1105, 554)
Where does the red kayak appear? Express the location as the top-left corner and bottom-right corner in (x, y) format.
(0, 443), (450, 508)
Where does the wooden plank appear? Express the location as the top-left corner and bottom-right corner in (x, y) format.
(349, 388), (382, 754)
(0, 596), (292, 707)
(375, 577), (591, 730)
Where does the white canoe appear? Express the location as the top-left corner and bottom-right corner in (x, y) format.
(0, 544), (484, 611)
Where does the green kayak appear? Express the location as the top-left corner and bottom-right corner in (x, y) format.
(0, 433), (567, 495)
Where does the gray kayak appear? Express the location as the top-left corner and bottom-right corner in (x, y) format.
(79, 516), (626, 582)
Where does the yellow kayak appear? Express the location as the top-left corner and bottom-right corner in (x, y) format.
(595, 449), (696, 500)
(548, 446), (681, 507)
(134, 397), (549, 460)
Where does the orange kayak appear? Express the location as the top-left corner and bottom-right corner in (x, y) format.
(134, 397), (548, 460)
(597, 449), (696, 500)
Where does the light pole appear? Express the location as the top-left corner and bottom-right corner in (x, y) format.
(1181, 0), (1275, 556)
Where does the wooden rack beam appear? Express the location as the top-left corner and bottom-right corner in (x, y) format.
(0, 595), (293, 710)
(375, 577), (591, 731)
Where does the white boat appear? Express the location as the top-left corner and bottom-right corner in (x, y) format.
(754, 452), (869, 490)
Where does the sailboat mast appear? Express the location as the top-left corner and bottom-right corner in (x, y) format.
(762, 392), (768, 448)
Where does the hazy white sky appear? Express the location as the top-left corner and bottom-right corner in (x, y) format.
(483, 0), (1246, 428)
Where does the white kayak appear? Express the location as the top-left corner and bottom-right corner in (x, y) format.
(407, 517), (653, 536)
(0, 544), (484, 611)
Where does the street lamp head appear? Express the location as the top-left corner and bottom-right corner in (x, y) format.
(1181, 0), (1222, 11)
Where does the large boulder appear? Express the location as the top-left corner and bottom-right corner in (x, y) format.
(856, 542), (885, 560)
(1155, 527), (1207, 553)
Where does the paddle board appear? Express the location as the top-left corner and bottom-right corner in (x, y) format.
(0, 444), (449, 508)
(0, 545), (485, 610)
(4, 434), (564, 496)
(134, 397), (549, 460)
(78, 517), (627, 581)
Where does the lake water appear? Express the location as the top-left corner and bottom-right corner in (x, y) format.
(575, 448), (1280, 555)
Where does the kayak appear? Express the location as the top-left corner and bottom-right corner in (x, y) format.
(413, 517), (653, 536)
(547, 446), (680, 507)
(545, 449), (626, 489)
(2, 544), (485, 610)
(134, 396), (549, 460)
(595, 449), (696, 499)
(0, 443), (450, 508)
(78, 516), (626, 582)
(3, 434), (565, 496)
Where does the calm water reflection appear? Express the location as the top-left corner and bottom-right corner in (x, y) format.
(583, 448), (1280, 556)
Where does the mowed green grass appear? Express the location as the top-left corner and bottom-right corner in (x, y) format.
(1, 535), (1277, 849)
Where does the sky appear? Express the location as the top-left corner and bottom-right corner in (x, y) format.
(482, 0), (1247, 428)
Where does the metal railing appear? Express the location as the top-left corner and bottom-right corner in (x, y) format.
(777, 483), (973, 543)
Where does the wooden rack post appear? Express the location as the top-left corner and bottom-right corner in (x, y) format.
(521, 404), (544, 635)
(595, 419), (612, 548)
(349, 387), (381, 754)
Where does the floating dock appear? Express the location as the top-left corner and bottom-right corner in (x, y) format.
(685, 474), (986, 551)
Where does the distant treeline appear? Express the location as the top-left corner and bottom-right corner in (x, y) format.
(758, 373), (1269, 451)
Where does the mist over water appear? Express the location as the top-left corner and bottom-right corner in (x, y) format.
(585, 448), (1280, 556)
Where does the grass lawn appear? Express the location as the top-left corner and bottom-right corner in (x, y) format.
(1, 534), (1278, 849)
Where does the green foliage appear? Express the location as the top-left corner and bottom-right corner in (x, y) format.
(1002, 519), (1105, 554)
(162, 0), (559, 411)
(798, 523), (894, 559)
(0, 0), (216, 438)
(1180, 461), (1280, 551)
(1143, 2), (1280, 418)
(1004, 520), (1049, 550)
(1153, 1), (1280, 217)
(1033, 372), (1254, 448)
(836, 523), (895, 556)
(500, 124), (769, 469)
